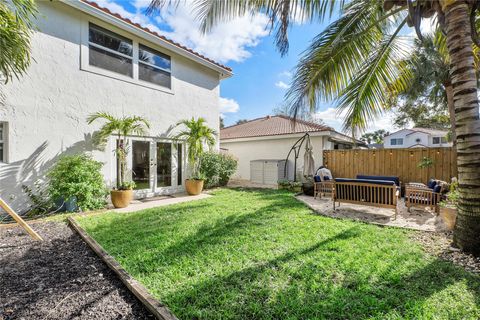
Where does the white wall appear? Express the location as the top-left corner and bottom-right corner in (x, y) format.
(220, 134), (327, 181)
(384, 130), (452, 148)
(0, 1), (221, 212)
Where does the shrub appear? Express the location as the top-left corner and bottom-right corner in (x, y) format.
(47, 154), (108, 211)
(199, 152), (238, 188)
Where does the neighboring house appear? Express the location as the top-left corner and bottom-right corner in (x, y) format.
(220, 115), (364, 182)
(0, 0), (232, 212)
(384, 128), (452, 149)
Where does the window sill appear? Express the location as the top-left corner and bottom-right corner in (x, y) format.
(80, 65), (174, 95)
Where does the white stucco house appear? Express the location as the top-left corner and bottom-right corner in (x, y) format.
(220, 115), (364, 183)
(0, 0), (232, 212)
(383, 128), (452, 149)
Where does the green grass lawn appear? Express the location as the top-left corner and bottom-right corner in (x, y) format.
(76, 188), (480, 319)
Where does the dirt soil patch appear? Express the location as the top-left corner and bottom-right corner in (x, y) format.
(0, 222), (154, 320)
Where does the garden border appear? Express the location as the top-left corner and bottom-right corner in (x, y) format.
(68, 217), (178, 320)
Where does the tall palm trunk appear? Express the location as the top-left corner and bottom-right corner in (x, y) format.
(442, 0), (480, 254)
(444, 82), (456, 146)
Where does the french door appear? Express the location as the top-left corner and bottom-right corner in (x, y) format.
(128, 138), (183, 197)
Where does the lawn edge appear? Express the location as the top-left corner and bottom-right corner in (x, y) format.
(68, 216), (178, 320)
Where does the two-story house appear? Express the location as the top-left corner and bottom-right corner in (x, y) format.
(0, 0), (232, 212)
(383, 128), (452, 149)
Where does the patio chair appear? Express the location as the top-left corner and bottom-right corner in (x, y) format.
(313, 167), (334, 199)
(405, 179), (445, 214)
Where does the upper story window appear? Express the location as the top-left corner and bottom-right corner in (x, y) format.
(433, 137), (447, 144)
(390, 138), (403, 146)
(0, 122), (6, 163)
(139, 44), (171, 88)
(88, 23), (133, 77)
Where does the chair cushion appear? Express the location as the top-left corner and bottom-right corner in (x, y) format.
(314, 175), (321, 182)
(324, 176), (330, 181)
(319, 168), (333, 181)
(433, 185), (442, 193)
(427, 179), (437, 189)
(357, 175), (400, 186)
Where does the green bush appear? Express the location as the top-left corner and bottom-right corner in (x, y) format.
(199, 152), (238, 188)
(47, 154), (108, 211)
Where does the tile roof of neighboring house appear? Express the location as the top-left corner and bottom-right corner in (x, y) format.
(80, 0), (232, 73)
(220, 115), (333, 140)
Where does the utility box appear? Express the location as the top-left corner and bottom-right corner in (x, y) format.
(250, 159), (288, 185)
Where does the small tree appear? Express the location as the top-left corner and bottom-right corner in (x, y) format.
(87, 112), (150, 189)
(173, 117), (216, 179)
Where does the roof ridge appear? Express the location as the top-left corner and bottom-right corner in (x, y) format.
(81, 0), (232, 72)
(221, 115), (271, 130)
(275, 114), (333, 130)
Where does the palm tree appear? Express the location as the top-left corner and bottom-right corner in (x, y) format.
(87, 112), (150, 189)
(0, 0), (37, 82)
(149, 0), (480, 254)
(172, 117), (216, 178)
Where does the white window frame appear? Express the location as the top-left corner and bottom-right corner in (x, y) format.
(80, 17), (174, 94)
(391, 138), (403, 146)
(0, 122), (7, 163)
(432, 136), (448, 144)
(138, 44), (172, 88)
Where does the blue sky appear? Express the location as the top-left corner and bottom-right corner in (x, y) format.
(96, 0), (398, 132)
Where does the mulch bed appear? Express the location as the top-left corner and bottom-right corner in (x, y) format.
(0, 222), (154, 320)
(411, 231), (480, 274)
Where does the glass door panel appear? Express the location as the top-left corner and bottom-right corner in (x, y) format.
(132, 140), (150, 190)
(177, 144), (183, 186)
(156, 142), (172, 187)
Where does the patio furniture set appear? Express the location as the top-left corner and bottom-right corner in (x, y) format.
(313, 167), (447, 219)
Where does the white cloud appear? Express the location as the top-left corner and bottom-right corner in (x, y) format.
(154, 3), (269, 63)
(275, 81), (291, 89)
(219, 97), (240, 114)
(314, 107), (397, 134)
(94, 0), (163, 34)
(94, 0), (270, 64)
(279, 70), (292, 78)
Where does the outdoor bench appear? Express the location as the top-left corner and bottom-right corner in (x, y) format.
(333, 178), (399, 219)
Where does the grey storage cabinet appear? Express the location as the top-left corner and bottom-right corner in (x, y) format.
(250, 159), (288, 184)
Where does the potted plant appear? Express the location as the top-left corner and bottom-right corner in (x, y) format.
(173, 117), (216, 195)
(290, 181), (303, 193)
(277, 179), (290, 190)
(87, 112), (150, 208)
(439, 181), (459, 231)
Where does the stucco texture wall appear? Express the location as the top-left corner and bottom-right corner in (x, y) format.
(0, 2), (221, 212)
(220, 135), (326, 181)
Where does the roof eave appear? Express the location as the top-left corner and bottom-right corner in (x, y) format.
(61, 0), (233, 79)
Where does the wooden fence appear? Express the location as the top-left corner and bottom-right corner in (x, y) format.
(323, 147), (457, 185)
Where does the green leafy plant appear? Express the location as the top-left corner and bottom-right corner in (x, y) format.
(199, 152), (238, 188)
(418, 156), (434, 169)
(278, 179), (290, 187)
(47, 154), (108, 211)
(22, 180), (53, 216)
(440, 180), (459, 209)
(87, 112), (150, 190)
(172, 117), (216, 180)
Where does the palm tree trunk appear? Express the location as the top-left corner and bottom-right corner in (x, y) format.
(444, 82), (456, 146)
(442, 0), (480, 255)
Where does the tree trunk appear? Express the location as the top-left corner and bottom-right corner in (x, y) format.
(442, 0), (480, 255)
(445, 82), (456, 146)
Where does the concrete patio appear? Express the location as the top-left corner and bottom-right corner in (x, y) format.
(112, 193), (211, 213)
(296, 194), (448, 232)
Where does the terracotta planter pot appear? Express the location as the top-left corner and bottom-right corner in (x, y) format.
(440, 207), (457, 231)
(111, 189), (133, 208)
(185, 179), (204, 195)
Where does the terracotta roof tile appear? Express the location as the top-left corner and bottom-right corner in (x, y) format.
(220, 115), (333, 140)
(80, 0), (232, 73)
